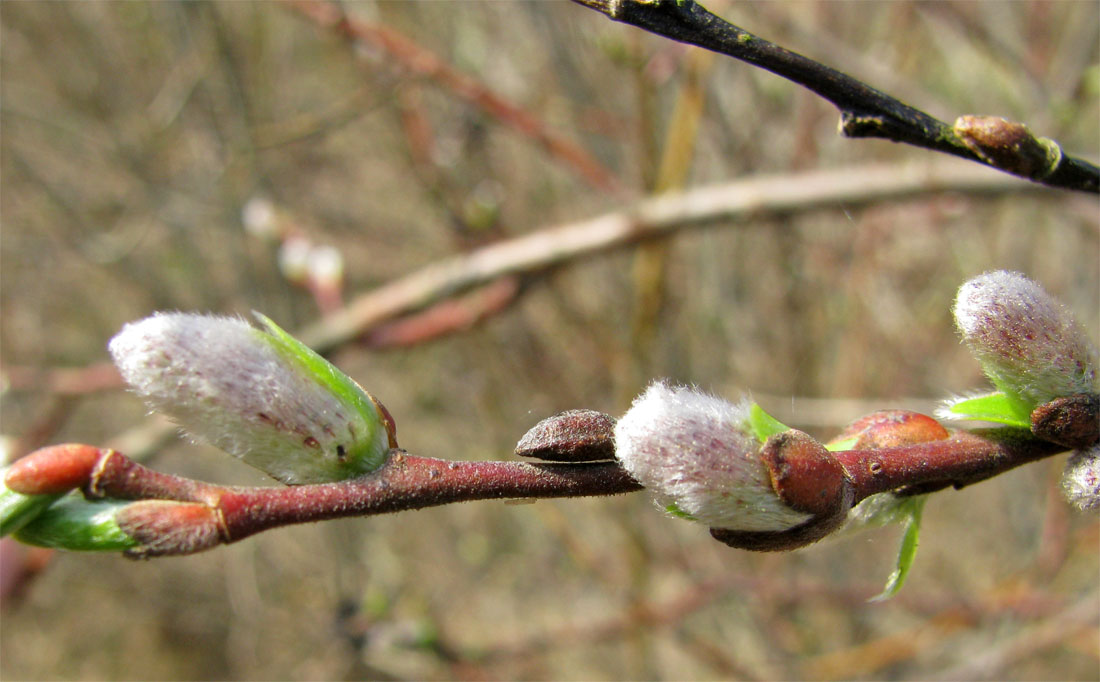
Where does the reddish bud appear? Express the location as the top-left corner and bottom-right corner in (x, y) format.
(115, 501), (224, 558)
(831, 410), (949, 450)
(4, 444), (105, 496)
(760, 430), (851, 518)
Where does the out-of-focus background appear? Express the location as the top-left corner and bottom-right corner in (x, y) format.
(2, 2), (1097, 679)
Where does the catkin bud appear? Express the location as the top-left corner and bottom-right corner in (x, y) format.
(954, 271), (1098, 412)
(109, 312), (396, 484)
(1062, 446), (1100, 513)
(613, 382), (811, 532)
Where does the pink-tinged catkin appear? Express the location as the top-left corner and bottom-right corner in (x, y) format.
(1062, 446), (1100, 513)
(109, 312), (390, 484)
(954, 271), (1098, 408)
(613, 381), (810, 532)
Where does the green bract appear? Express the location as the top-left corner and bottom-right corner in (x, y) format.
(0, 467), (62, 537)
(941, 391), (1032, 428)
(14, 493), (138, 552)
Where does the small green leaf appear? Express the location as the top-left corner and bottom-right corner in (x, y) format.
(1, 469), (62, 537)
(665, 502), (697, 520)
(870, 496), (926, 601)
(825, 436), (859, 452)
(14, 493), (138, 552)
(747, 403), (789, 443)
(944, 392), (1031, 428)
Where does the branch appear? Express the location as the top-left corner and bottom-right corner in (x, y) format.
(300, 160), (1042, 352)
(4, 444), (641, 557)
(6, 393), (1094, 557)
(284, 0), (625, 195)
(571, 0), (1099, 193)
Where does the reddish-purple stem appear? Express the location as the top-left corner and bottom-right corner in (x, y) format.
(75, 451), (641, 550)
(7, 396), (1092, 557)
(835, 429), (1066, 502)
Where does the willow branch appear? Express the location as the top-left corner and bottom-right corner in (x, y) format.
(571, 0), (1099, 193)
(4, 444), (641, 557)
(7, 392), (1094, 558)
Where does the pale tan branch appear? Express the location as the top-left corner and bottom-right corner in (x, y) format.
(301, 161), (1045, 352)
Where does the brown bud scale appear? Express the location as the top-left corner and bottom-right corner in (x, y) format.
(515, 410), (617, 462)
(953, 115), (1057, 178)
(1031, 394), (1100, 450)
(760, 430), (850, 517)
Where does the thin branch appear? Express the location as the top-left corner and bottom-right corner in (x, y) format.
(2, 362), (122, 395)
(5, 445), (641, 557)
(571, 0), (1099, 193)
(300, 160), (1042, 352)
(5, 162), (1040, 408)
(284, 0), (625, 195)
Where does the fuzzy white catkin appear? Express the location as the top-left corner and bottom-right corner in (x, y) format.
(954, 271), (1098, 407)
(109, 312), (388, 484)
(1062, 446), (1100, 513)
(614, 381), (811, 532)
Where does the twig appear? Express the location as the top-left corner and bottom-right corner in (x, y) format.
(284, 0), (624, 195)
(2, 362), (122, 395)
(8, 397), (1090, 558)
(932, 588), (1100, 680)
(571, 0), (1099, 193)
(5, 445), (641, 557)
(300, 160), (1042, 352)
(362, 277), (521, 349)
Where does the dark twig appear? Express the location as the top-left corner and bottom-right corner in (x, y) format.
(571, 0), (1099, 193)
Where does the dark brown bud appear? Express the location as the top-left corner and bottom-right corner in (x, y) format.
(953, 115), (1059, 178)
(1031, 394), (1100, 450)
(709, 506), (851, 552)
(515, 410), (617, 462)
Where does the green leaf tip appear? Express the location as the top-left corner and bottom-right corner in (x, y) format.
(940, 392), (1031, 428)
(1, 468), (63, 537)
(665, 502), (698, 521)
(747, 403), (789, 443)
(14, 493), (138, 552)
(869, 496), (925, 602)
